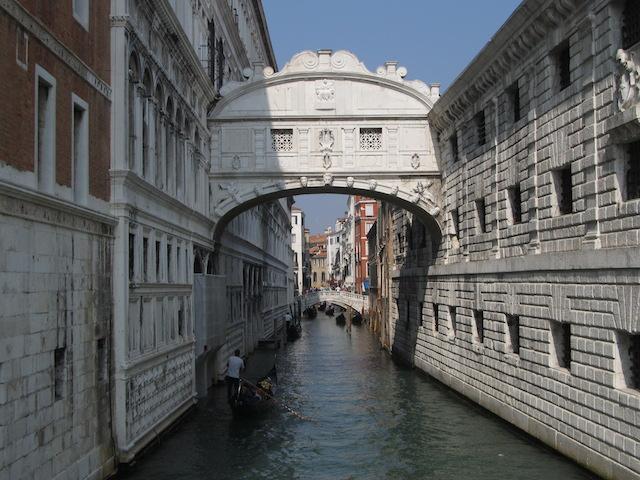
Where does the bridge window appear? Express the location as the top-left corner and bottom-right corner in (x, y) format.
(508, 184), (522, 224)
(506, 314), (520, 355)
(616, 332), (640, 390)
(550, 321), (571, 370)
(622, 0), (640, 49)
(271, 129), (293, 152)
(553, 166), (573, 215)
(475, 110), (486, 146)
(624, 141), (640, 200)
(360, 128), (382, 151)
(473, 310), (484, 344)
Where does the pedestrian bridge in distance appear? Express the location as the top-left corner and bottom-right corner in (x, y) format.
(300, 290), (369, 315)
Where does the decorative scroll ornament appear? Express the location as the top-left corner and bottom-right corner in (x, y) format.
(323, 173), (334, 186)
(300, 176), (308, 188)
(616, 49), (640, 111)
(319, 128), (334, 169)
(232, 155), (241, 170)
(369, 179), (378, 190)
(218, 182), (241, 204)
(411, 153), (420, 170)
(346, 176), (355, 188)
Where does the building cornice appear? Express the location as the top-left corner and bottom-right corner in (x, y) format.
(428, 0), (586, 132)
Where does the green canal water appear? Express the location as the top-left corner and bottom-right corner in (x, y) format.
(118, 311), (600, 480)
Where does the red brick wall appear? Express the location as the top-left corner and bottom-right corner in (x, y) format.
(0, 1), (111, 201)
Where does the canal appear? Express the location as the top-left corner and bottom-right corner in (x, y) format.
(118, 311), (599, 480)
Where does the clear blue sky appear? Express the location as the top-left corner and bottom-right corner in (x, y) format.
(262, 0), (521, 233)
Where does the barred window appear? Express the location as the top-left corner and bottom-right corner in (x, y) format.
(507, 314), (520, 355)
(626, 141), (640, 200)
(433, 303), (439, 333)
(508, 184), (522, 224)
(474, 310), (484, 344)
(554, 166), (573, 215)
(475, 198), (487, 233)
(623, 0), (640, 50)
(550, 321), (571, 369)
(475, 110), (486, 146)
(271, 129), (293, 152)
(360, 128), (382, 151)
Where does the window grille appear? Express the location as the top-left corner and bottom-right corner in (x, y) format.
(623, 0), (640, 50)
(360, 128), (383, 151)
(475, 111), (486, 146)
(509, 184), (522, 224)
(555, 166), (573, 215)
(271, 129), (293, 152)
(626, 141), (640, 200)
(475, 198), (487, 233)
(556, 42), (571, 91)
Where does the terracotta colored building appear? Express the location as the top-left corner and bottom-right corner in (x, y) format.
(353, 196), (378, 293)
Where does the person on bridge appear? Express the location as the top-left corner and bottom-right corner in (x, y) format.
(225, 349), (245, 404)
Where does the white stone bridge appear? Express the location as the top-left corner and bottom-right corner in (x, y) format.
(300, 290), (368, 315)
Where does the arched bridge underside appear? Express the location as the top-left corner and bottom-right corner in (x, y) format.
(208, 49), (444, 243)
(301, 291), (368, 315)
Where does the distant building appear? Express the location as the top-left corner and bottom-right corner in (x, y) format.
(353, 196), (378, 293)
(291, 206), (306, 294)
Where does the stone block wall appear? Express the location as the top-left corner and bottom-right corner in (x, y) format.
(0, 189), (115, 480)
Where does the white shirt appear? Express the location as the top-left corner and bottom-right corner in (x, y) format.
(227, 355), (245, 379)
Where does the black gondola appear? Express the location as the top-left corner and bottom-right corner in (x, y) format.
(287, 316), (302, 340)
(231, 364), (277, 417)
(325, 305), (335, 316)
(352, 311), (363, 325)
(336, 312), (346, 325)
(304, 306), (317, 319)
(318, 301), (326, 311)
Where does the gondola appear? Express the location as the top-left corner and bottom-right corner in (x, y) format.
(318, 301), (326, 311)
(304, 306), (317, 319)
(352, 311), (363, 325)
(231, 364), (277, 417)
(287, 316), (302, 340)
(335, 312), (346, 325)
(325, 305), (335, 316)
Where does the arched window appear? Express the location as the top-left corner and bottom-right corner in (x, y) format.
(154, 83), (164, 188)
(127, 53), (139, 170)
(142, 69), (152, 179)
(193, 255), (203, 274)
(165, 97), (174, 193)
(175, 108), (184, 198)
(623, 0), (640, 49)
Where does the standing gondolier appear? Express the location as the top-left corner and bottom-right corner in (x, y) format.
(225, 349), (245, 404)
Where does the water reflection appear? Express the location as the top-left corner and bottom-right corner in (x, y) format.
(118, 312), (599, 480)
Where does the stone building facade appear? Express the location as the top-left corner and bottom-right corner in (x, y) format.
(0, 1), (115, 479)
(291, 206), (306, 294)
(352, 195), (378, 293)
(369, 1), (640, 478)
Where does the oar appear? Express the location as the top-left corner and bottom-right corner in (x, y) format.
(240, 377), (314, 422)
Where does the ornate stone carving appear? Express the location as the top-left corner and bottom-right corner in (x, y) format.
(369, 179), (377, 190)
(616, 49), (640, 112)
(346, 176), (355, 188)
(218, 182), (241, 204)
(411, 153), (420, 170)
(323, 173), (333, 186)
(319, 128), (334, 169)
(231, 155), (241, 170)
(299, 176), (308, 188)
(315, 79), (335, 110)
(412, 180), (435, 204)
(391, 185), (399, 196)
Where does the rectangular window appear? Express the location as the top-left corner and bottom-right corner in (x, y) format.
(550, 321), (571, 369)
(554, 166), (573, 215)
(475, 110), (486, 146)
(216, 38), (224, 91)
(208, 21), (216, 86)
(128, 233), (135, 281)
(167, 243), (173, 283)
(451, 208), (460, 238)
(72, 97), (89, 204)
(474, 310), (484, 344)
(450, 132), (459, 163)
(506, 314), (520, 355)
(625, 141), (640, 200)
(360, 128), (383, 151)
(142, 237), (149, 282)
(365, 204), (374, 217)
(16, 28), (28, 70)
(178, 299), (185, 338)
(433, 303), (439, 333)
(54, 347), (66, 400)
(449, 306), (457, 337)
(72, 0), (90, 30)
(156, 240), (161, 281)
(616, 332), (640, 390)
(293, 216), (297, 225)
(508, 184), (522, 224)
(475, 198), (487, 234)
(271, 129), (293, 152)
(555, 41), (571, 91)
(509, 82), (521, 122)
(36, 68), (56, 194)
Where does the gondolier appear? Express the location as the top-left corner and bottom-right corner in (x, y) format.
(225, 349), (245, 404)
